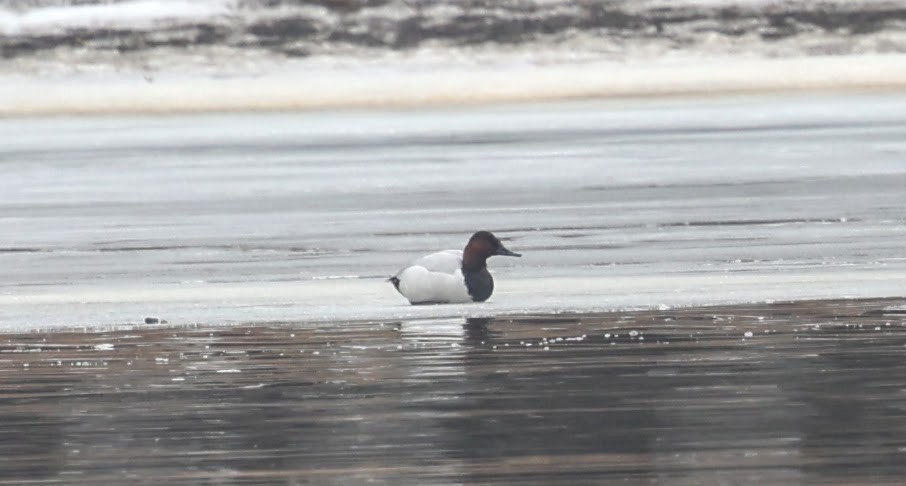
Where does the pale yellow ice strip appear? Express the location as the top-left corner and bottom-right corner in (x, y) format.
(3, 54), (906, 116)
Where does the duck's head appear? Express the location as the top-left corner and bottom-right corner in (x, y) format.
(463, 230), (521, 269)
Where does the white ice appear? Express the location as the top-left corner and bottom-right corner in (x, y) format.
(2, 92), (906, 330)
(0, 0), (232, 36)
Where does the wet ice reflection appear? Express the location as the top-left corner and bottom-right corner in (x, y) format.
(4, 298), (906, 482)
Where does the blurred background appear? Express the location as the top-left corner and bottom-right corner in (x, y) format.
(2, 0), (906, 112)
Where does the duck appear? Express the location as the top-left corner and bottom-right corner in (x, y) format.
(389, 231), (521, 305)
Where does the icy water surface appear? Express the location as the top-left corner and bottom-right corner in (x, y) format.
(2, 297), (906, 484)
(3, 92), (906, 328)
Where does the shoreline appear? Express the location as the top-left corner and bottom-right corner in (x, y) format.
(5, 295), (905, 335)
(3, 53), (906, 117)
(5, 264), (906, 332)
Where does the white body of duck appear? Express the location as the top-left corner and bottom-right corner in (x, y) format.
(390, 231), (521, 305)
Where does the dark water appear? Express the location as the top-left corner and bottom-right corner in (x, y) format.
(3, 297), (906, 484)
(3, 0), (905, 62)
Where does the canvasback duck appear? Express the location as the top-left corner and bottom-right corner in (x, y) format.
(389, 231), (521, 305)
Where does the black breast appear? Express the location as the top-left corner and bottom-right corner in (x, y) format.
(463, 268), (494, 302)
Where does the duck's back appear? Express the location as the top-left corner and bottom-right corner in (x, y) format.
(393, 250), (471, 304)
(411, 249), (462, 274)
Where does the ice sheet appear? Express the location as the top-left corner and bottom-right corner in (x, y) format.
(4, 54), (906, 115)
(3, 0), (906, 115)
(2, 92), (906, 330)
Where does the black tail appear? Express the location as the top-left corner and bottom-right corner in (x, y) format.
(388, 276), (401, 292)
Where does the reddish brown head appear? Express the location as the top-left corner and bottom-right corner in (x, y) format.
(462, 231), (521, 271)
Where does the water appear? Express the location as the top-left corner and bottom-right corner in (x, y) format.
(3, 0), (906, 67)
(3, 298), (906, 483)
(4, 2), (906, 483)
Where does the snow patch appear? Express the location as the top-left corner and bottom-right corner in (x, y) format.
(0, 0), (233, 36)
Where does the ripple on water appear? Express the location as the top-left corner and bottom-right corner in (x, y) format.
(1, 298), (906, 483)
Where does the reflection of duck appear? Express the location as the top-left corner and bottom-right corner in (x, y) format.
(389, 231), (521, 305)
(464, 317), (493, 345)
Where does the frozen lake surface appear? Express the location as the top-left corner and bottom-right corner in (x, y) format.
(3, 92), (906, 329)
(3, 91), (906, 483)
